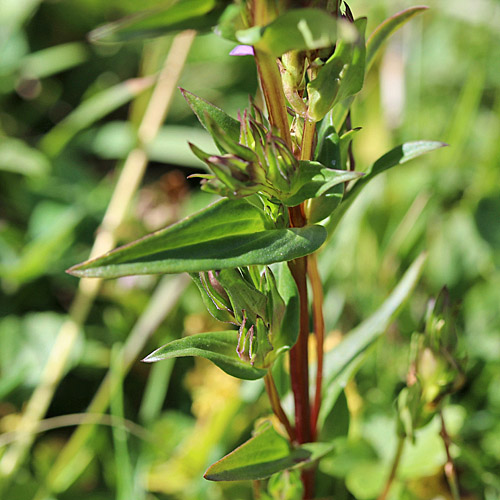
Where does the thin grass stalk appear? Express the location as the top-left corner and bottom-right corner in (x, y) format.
(0, 30), (195, 488)
(37, 274), (188, 497)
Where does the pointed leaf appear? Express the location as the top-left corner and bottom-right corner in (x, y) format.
(143, 330), (267, 380)
(366, 6), (428, 71)
(181, 89), (241, 153)
(67, 198), (327, 278)
(318, 253), (427, 431)
(282, 161), (362, 207)
(204, 421), (311, 481)
(327, 141), (447, 233)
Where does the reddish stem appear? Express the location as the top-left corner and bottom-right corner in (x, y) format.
(308, 254), (325, 440)
(288, 256), (311, 445)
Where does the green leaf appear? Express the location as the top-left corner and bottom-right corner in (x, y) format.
(0, 138), (50, 177)
(190, 272), (235, 323)
(331, 7), (428, 130)
(204, 421), (311, 481)
(67, 198), (327, 278)
(217, 268), (268, 324)
(89, 0), (222, 43)
(333, 18), (366, 104)
(307, 18), (366, 122)
(143, 330), (267, 380)
(283, 161), (362, 207)
(180, 89), (241, 153)
(236, 9), (346, 57)
(264, 263), (299, 360)
(39, 77), (154, 158)
(318, 253), (427, 431)
(366, 6), (428, 72)
(327, 141), (447, 233)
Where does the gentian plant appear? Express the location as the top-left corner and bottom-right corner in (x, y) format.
(69, 1), (449, 497)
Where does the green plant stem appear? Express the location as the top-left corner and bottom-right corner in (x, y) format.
(254, 49), (293, 149)
(264, 374), (296, 442)
(0, 31), (195, 490)
(308, 254), (324, 440)
(378, 435), (405, 500)
(440, 410), (461, 500)
(301, 118), (316, 161)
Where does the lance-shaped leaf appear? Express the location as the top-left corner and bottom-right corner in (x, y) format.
(282, 161), (362, 207)
(366, 6), (428, 72)
(181, 89), (241, 153)
(236, 9), (351, 57)
(327, 141), (447, 234)
(67, 198), (327, 278)
(204, 421), (311, 481)
(143, 330), (267, 380)
(318, 253), (427, 435)
(89, 0), (223, 43)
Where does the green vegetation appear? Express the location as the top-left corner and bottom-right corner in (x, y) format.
(1, 0), (499, 498)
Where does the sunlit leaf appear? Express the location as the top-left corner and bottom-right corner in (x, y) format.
(327, 141), (447, 233)
(308, 18), (366, 122)
(0, 138), (50, 177)
(143, 330), (267, 380)
(180, 88), (241, 153)
(67, 198), (327, 278)
(318, 253), (427, 432)
(204, 421), (310, 481)
(366, 6), (428, 72)
(236, 9), (348, 57)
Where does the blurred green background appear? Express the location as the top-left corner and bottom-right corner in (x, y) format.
(1, 0), (499, 498)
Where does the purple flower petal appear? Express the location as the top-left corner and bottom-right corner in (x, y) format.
(230, 45), (255, 56)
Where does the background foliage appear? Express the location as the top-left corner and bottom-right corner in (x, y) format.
(1, 0), (499, 498)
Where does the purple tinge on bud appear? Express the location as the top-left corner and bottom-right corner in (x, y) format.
(230, 45), (255, 56)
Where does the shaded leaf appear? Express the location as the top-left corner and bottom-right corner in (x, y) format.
(143, 330), (267, 380)
(282, 161), (362, 207)
(266, 263), (299, 357)
(319, 253), (427, 430)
